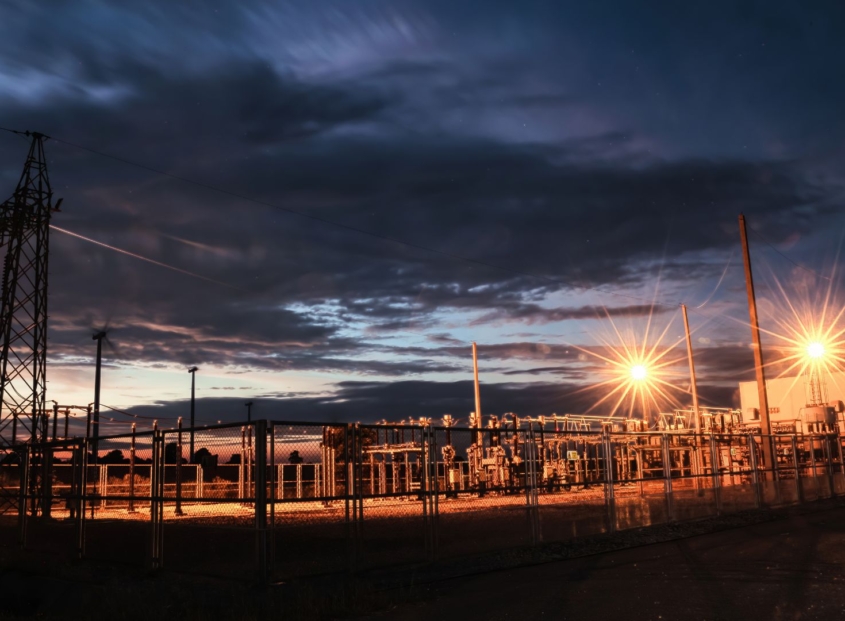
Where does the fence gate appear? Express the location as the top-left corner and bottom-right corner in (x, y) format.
(13, 439), (87, 559)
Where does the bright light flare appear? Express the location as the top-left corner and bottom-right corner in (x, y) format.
(630, 364), (648, 381)
(756, 262), (845, 407)
(806, 341), (825, 360)
(571, 308), (688, 421)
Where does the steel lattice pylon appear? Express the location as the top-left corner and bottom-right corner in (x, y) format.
(0, 132), (58, 448)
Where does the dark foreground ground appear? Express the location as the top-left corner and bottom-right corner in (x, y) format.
(376, 503), (845, 621)
(2, 499), (845, 620)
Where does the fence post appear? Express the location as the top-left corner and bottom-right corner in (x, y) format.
(175, 418), (184, 516)
(100, 465), (107, 509)
(255, 420), (268, 585)
(129, 424), (136, 513)
(18, 446), (29, 547)
(344, 424), (352, 571)
(837, 432), (844, 473)
(604, 430), (616, 533)
(420, 424), (430, 557)
(531, 425), (541, 542)
(430, 424), (439, 558)
(662, 434), (674, 521)
(769, 435), (782, 506)
(238, 427), (245, 501)
(709, 434), (722, 515)
(41, 446), (53, 519)
(356, 424), (364, 564)
(268, 423), (275, 576)
(747, 434), (761, 509)
(75, 443), (88, 559)
(824, 435), (835, 498)
(791, 435), (803, 504)
(150, 429), (164, 570)
(810, 435), (818, 482)
(248, 425), (254, 500)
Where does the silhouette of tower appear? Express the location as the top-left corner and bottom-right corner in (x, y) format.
(0, 132), (60, 447)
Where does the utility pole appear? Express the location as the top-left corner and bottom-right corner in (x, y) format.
(92, 331), (106, 463)
(245, 401), (253, 423)
(681, 304), (700, 432)
(682, 303), (704, 493)
(188, 366), (198, 460)
(739, 214), (773, 468)
(472, 342), (482, 438)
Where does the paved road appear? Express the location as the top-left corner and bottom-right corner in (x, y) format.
(382, 507), (845, 621)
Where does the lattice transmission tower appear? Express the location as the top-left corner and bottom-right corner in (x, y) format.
(0, 132), (60, 448)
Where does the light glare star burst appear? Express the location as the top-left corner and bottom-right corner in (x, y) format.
(760, 252), (845, 406)
(574, 308), (688, 421)
(758, 270), (845, 404)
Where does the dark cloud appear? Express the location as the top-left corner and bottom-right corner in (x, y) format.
(1, 1), (843, 416)
(117, 376), (739, 429)
(472, 303), (672, 325)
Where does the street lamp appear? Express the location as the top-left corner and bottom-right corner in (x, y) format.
(91, 331), (107, 463)
(188, 366), (198, 460)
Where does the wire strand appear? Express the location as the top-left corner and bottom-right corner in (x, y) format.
(45, 134), (685, 308)
(50, 224), (243, 290)
(749, 228), (831, 281)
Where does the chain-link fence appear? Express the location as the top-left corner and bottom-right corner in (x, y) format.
(4, 420), (845, 583)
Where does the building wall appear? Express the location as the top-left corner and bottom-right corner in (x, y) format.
(739, 371), (845, 424)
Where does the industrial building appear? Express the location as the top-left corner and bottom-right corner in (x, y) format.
(739, 372), (845, 434)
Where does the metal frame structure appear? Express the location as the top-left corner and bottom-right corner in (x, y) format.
(0, 133), (58, 448)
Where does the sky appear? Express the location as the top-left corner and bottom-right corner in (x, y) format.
(2, 0), (845, 434)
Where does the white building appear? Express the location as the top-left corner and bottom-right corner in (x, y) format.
(738, 372), (845, 433)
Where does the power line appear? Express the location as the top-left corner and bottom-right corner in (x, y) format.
(41, 132), (683, 309)
(50, 224), (243, 290)
(3, 127), (746, 326)
(749, 228), (831, 281)
(100, 403), (166, 421)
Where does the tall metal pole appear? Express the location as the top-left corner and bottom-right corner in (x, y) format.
(472, 341), (482, 431)
(245, 401), (253, 423)
(681, 304), (700, 432)
(188, 366), (198, 460)
(85, 404), (92, 446)
(739, 214), (773, 469)
(92, 332), (104, 464)
(682, 304), (704, 492)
